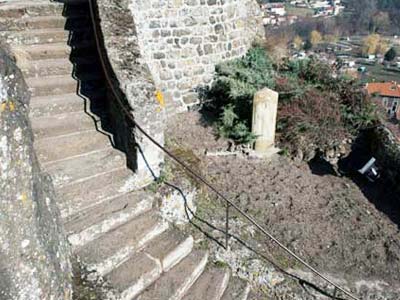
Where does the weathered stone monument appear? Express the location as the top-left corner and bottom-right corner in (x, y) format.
(252, 87), (280, 156)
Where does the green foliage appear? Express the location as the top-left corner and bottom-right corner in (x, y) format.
(303, 39), (312, 51)
(208, 47), (275, 144)
(217, 105), (257, 144)
(207, 47), (379, 156)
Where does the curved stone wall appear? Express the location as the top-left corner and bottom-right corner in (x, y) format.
(96, 0), (166, 182)
(129, 0), (263, 111)
(95, 0), (262, 180)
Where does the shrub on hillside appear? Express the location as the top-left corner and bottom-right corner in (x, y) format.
(207, 47), (275, 143)
(206, 47), (379, 158)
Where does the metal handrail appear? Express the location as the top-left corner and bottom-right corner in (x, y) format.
(86, 1), (361, 299)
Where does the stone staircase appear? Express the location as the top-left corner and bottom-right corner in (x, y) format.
(0, 1), (250, 299)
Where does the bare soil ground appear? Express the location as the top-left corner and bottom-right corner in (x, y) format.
(166, 111), (400, 296)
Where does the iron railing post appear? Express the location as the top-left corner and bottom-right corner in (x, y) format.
(225, 202), (230, 249)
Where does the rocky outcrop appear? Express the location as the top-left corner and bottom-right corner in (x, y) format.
(0, 47), (72, 300)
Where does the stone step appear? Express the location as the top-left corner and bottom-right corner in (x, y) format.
(31, 111), (95, 140)
(26, 75), (76, 97)
(221, 277), (251, 300)
(22, 58), (73, 77)
(106, 231), (194, 300)
(30, 93), (83, 118)
(58, 168), (138, 219)
(182, 267), (230, 300)
(0, 1), (63, 19)
(0, 15), (66, 31)
(11, 43), (71, 61)
(34, 129), (110, 164)
(5, 28), (68, 45)
(76, 210), (169, 276)
(30, 92), (108, 118)
(143, 231), (194, 273)
(137, 250), (209, 300)
(65, 191), (154, 247)
(44, 147), (126, 188)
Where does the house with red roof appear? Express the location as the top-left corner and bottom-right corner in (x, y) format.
(366, 82), (400, 120)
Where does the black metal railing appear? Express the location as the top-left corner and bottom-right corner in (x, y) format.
(86, 1), (360, 299)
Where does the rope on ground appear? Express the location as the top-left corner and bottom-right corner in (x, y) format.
(87, 2), (360, 299)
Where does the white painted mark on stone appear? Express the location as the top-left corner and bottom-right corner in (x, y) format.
(0, 136), (10, 180)
(0, 76), (7, 101)
(13, 127), (22, 143)
(21, 239), (30, 249)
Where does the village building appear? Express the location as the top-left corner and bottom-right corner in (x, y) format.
(366, 82), (400, 120)
(260, 1), (298, 27)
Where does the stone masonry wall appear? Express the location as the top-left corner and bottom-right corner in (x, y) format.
(94, 0), (262, 182)
(129, 0), (263, 112)
(0, 48), (72, 300)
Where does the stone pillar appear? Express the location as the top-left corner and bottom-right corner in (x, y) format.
(252, 88), (279, 156)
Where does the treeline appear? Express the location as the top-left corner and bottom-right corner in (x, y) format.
(342, 0), (400, 34)
(265, 0), (400, 39)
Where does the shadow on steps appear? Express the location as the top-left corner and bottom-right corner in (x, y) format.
(55, 0), (142, 174)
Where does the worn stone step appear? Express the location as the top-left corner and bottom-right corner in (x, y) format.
(5, 28), (68, 45)
(221, 277), (251, 300)
(35, 129), (110, 164)
(0, 15), (66, 32)
(44, 147), (126, 188)
(58, 168), (138, 219)
(30, 93), (83, 118)
(11, 43), (71, 61)
(65, 191), (154, 247)
(76, 210), (169, 276)
(30, 92), (108, 118)
(106, 231), (194, 300)
(31, 111), (95, 139)
(137, 250), (209, 300)
(143, 231), (194, 273)
(22, 58), (73, 77)
(182, 267), (230, 300)
(0, 1), (63, 19)
(27, 75), (76, 97)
